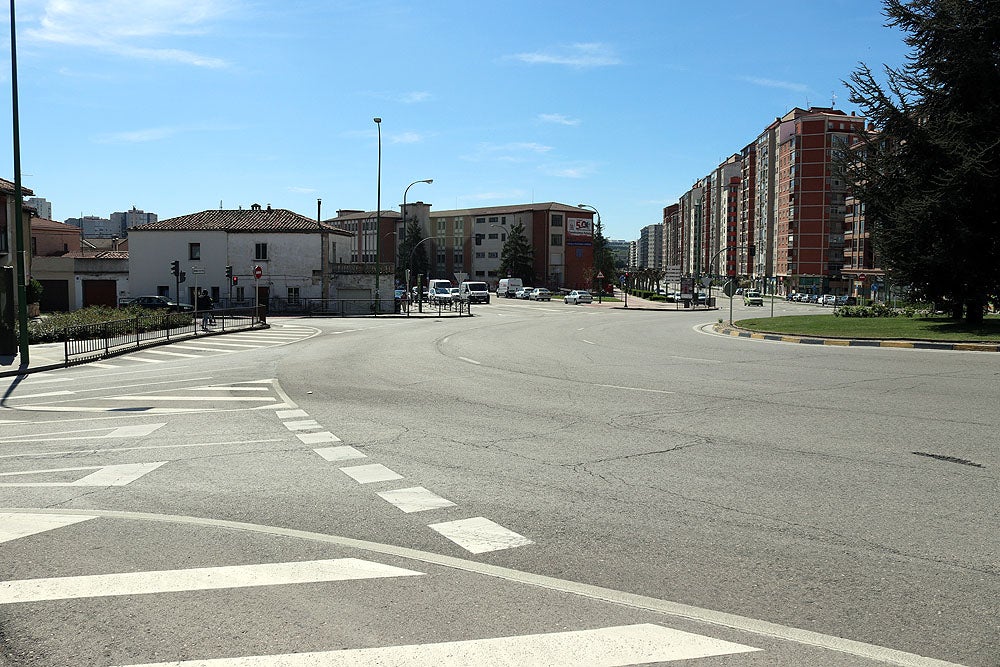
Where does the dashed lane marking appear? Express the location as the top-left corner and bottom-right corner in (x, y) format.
(428, 517), (534, 554)
(296, 431), (341, 444)
(283, 419), (322, 431)
(314, 446), (366, 462)
(339, 463), (404, 484)
(378, 486), (457, 514)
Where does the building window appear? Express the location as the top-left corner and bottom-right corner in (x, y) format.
(476, 217), (485, 224)
(488, 217), (498, 223)
(453, 249), (463, 264)
(236, 286), (245, 301)
(487, 251), (498, 259)
(475, 234), (484, 246)
(475, 252), (486, 259)
(550, 233), (563, 246)
(455, 220), (464, 234)
(488, 233), (498, 240)
(551, 214), (563, 227)
(437, 220), (447, 234)
(287, 287), (300, 304)
(255, 243), (268, 260)
(189, 243), (200, 260)
(31, 237), (37, 255)
(437, 249), (446, 264)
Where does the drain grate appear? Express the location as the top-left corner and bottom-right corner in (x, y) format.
(912, 452), (984, 468)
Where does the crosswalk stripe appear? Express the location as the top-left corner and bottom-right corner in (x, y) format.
(296, 431), (341, 444)
(0, 558), (424, 604)
(428, 517), (533, 553)
(115, 623), (760, 666)
(283, 419), (321, 431)
(314, 446), (366, 462)
(138, 350), (202, 358)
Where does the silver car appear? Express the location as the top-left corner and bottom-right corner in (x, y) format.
(564, 290), (593, 304)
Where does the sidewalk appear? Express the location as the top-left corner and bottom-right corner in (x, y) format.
(0, 340), (67, 377)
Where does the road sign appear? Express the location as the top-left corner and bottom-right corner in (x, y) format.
(596, 271), (604, 279)
(858, 274), (866, 281)
(723, 281), (737, 297)
(191, 267), (205, 275)
(253, 265), (263, 279)
(701, 276), (712, 287)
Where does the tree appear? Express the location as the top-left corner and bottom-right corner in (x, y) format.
(499, 222), (535, 283)
(591, 218), (616, 293)
(841, 0), (1000, 323)
(397, 218), (429, 286)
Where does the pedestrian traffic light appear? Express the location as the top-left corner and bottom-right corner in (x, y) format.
(179, 271), (186, 284)
(170, 260), (180, 276)
(232, 276), (238, 285)
(225, 265), (233, 279)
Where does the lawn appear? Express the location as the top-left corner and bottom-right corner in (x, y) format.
(734, 314), (1000, 342)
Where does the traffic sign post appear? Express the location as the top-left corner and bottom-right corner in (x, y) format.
(596, 271), (604, 304)
(253, 266), (263, 322)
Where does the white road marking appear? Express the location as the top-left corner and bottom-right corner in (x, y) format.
(0, 513), (97, 544)
(276, 409), (308, 418)
(314, 446), (366, 462)
(582, 339), (596, 345)
(5, 390), (75, 399)
(121, 356), (166, 364)
(0, 558), (424, 604)
(106, 396), (277, 402)
(138, 350), (201, 359)
(668, 354), (723, 364)
(296, 431), (341, 444)
(188, 387), (270, 392)
(458, 356), (481, 365)
(0, 439), (284, 459)
(428, 517), (533, 553)
(0, 461), (166, 487)
(378, 486), (456, 513)
(169, 344), (239, 352)
(116, 623), (760, 666)
(339, 463), (403, 484)
(87, 363), (119, 368)
(181, 341), (266, 349)
(596, 384), (675, 395)
(283, 420), (321, 431)
(0, 423), (165, 443)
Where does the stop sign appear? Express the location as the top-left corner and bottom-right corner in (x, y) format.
(253, 265), (263, 279)
(858, 273), (866, 282)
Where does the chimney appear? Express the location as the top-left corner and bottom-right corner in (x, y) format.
(251, 203), (261, 211)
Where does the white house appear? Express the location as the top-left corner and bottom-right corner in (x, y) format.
(127, 204), (384, 310)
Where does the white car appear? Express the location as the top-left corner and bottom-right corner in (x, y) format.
(564, 290), (593, 304)
(743, 291), (764, 306)
(516, 287), (534, 299)
(818, 294), (836, 306)
(529, 288), (551, 301)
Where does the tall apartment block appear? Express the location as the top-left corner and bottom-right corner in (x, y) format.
(638, 223), (663, 269)
(663, 106), (866, 295)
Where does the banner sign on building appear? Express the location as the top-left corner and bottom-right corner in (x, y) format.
(567, 217), (593, 239)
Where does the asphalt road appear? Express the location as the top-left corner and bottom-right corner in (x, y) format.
(0, 301), (995, 666)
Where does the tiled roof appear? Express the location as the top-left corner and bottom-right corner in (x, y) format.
(31, 218), (80, 232)
(131, 207), (352, 234)
(0, 177), (35, 197)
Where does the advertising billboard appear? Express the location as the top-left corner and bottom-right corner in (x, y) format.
(567, 216), (593, 241)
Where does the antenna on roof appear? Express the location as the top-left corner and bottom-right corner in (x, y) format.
(219, 200), (223, 210)
(831, 91), (837, 107)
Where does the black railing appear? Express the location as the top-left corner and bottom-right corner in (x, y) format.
(63, 307), (261, 364)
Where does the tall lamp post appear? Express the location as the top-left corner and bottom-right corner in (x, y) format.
(373, 117), (382, 313)
(9, 0), (29, 362)
(577, 203), (602, 303)
(401, 178), (433, 279)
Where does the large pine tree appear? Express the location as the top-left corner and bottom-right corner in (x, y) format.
(842, 0), (1000, 322)
(499, 222), (535, 283)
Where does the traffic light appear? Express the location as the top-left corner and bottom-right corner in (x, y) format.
(170, 260), (180, 276)
(225, 265), (233, 279)
(232, 276), (239, 285)
(179, 271), (187, 284)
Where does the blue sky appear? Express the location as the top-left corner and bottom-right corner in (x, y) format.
(2, 0), (908, 241)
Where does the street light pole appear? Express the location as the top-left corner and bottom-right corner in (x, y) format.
(401, 178), (433, 282)
(578, 203), (601, 303)
(373, 117), (382, 314)
(9, 0), (29, 362)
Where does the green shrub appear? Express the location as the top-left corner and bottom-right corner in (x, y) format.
(835, 303), (900, 318)
(27, 306), (194, 343)
(26, 279), (43, 303)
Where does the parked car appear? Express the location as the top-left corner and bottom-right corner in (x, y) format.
(835, 295), (856, 306)
(786, 292), (799, 301)
(428, 286), (453, 305)
(529, 288), (552, 301)
(497, 277), (523, 298)
(516, 287), (534, 299)
(818, 294), (836, 306)
(564, 290), (593, 304)
(807, 294), (819, 303)
(125, 295), (194, 312)
(743, 290), (764, 306)
(450, 287), (461, 300)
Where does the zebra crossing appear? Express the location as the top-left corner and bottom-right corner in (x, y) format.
(77, 324), (320, 369)
(0, 512), (762, 666)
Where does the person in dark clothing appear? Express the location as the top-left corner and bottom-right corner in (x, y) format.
(197, 290), (213, 329)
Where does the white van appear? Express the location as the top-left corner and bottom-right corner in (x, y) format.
(497, 278), (523, 298)
(459, 281), (490, 304)
(426, 279), (453, 305)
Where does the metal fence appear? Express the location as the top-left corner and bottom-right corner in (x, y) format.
(284, 298), (472, 317)
(63, 307), (261, 364)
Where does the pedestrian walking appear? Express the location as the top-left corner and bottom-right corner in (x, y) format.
(197, 290), (213, 330)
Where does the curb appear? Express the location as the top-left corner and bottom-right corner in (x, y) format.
(712, 324), (1000, 352)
